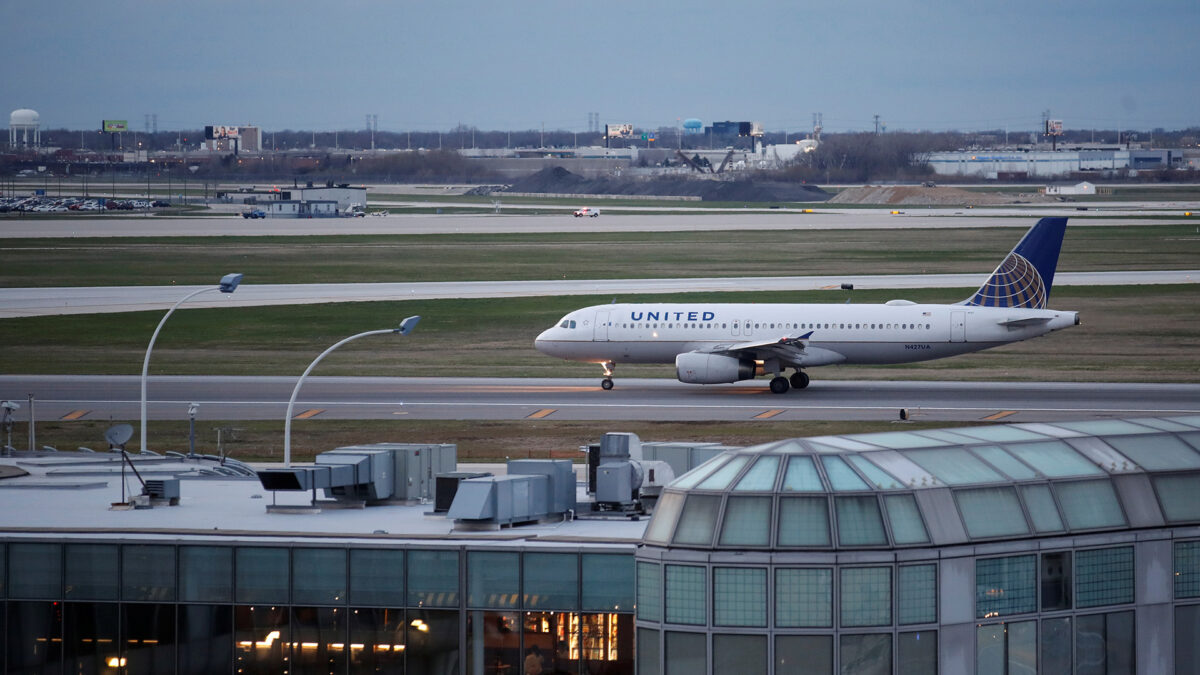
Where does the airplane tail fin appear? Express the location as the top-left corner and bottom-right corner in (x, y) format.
(963, 217), (1068, 309)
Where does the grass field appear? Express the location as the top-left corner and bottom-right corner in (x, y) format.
(2, 285), (1198, 382)
(3, 225), (1198, 288)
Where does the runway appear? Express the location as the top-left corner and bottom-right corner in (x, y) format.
(4, 375), (1198, 426)
(3, 207), (1196, 239)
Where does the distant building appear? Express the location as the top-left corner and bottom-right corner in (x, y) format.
(265, 199), (339, 218)
(204, 126), (262, 153)
(296, 184), (367, 210)
(924, 149), (1185, 178)
(1045, 181), (1098, 196)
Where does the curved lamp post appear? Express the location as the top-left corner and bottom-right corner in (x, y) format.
(284, 316), (420, 467)
(140, 273), (242, 453)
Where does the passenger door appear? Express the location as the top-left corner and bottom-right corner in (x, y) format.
(594, 311), (610, 341)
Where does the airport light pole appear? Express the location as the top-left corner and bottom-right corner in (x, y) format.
(140, 273), (243, 453)
(283, 316), (420, 467)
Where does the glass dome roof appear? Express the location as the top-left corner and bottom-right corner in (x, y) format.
(641, 416), (1200, 551)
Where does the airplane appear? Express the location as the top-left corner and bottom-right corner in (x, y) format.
(534, 217), (1080, 393)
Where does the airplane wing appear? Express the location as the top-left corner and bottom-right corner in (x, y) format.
(703, 331), (844, 366)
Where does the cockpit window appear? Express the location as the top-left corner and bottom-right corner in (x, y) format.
(559, 320), (578, 329)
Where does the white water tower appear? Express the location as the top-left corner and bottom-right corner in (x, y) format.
(9, 108), (41, 148)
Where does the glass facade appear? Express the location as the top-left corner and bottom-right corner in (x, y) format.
(840, 567), (891, 627)
(834, 495), (887, 546)
(777, 496), (831, 547)
(65, 543), (118, 600)
(776, 567), (832, 627)
(664, 564), (705, 625)
(718, 496), (772, 546)
(637, 561), (661, 622)
(1075, 546), (1134, 608)
(523, 552), (578, 610)
(180, 545), (233, 603)
(713, 567), (766, 627)
(777, 635), (833, 674)
(582, 552), (634, 612)
(635, 417), (1200, 674)
(976, 555), (1037, 618)
(1177, 541), (1200, 599)
(897, 564), (937, 625)
(409, 549), (459, 607)
(468, 550), (519, 609)
(292, 547), (346, 606)
(714, 633), (768, 675)
(0, 543), (635, 675)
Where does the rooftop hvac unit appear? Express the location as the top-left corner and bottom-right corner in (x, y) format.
(143, 478), (180, 505)
(447, 459), (575, 528)
(255, 443), (458, 508)
(434, 472), (492, 513)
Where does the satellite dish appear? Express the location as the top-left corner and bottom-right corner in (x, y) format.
(105, 424), (134, 449)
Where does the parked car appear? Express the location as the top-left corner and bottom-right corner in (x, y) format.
(242, 209), (266, 219)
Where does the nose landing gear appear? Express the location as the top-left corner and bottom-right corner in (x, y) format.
(600, 362), (615, 390)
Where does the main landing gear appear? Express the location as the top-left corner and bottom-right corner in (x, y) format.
(600, 361), (615, 391)
(769, 370), (810, 394)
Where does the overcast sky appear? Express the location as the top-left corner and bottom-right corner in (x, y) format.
(3, 0), (1197, 134)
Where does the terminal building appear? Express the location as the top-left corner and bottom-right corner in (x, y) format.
(1, 417), (1200, 674)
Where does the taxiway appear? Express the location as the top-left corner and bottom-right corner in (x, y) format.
(3, 375), (1197, 426)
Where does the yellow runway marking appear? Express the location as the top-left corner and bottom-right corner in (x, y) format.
(982, 410), (1017, 421)
(293, 409), (325, 420)
(526, 409), (557, 419)
(61, 409), (90, 420)
(754, 409), (785, 419)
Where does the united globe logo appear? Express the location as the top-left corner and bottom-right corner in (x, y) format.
(968, 253), (1047, 309)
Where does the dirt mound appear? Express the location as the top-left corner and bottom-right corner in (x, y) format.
(501, 166), (830, 202)
(829, 185), (1052, 206)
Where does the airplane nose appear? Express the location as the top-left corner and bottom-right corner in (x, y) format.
(534, 328), (551, 353)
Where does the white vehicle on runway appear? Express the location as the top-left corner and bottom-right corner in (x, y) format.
(535, 217), (1080, 393)
(573, 207), (600, 217)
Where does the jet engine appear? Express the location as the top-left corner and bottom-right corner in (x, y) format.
(675, 352), (756, 384)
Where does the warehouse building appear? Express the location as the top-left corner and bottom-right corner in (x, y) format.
(1, 417), (1199, 673)
(923, 148), (1186, 178)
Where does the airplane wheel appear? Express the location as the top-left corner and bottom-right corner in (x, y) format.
(601, 378), (614, 391)
(769, 376), (790, 394)
(790, 371), (810, 389)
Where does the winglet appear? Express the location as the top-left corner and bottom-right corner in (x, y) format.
(964, 217), (1068, 308)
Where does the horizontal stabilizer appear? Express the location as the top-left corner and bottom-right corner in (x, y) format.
(997, 316), (1053, 327)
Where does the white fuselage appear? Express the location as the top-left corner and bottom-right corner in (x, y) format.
(534, 302), (1079, 367)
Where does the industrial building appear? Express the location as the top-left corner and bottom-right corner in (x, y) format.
(296, 184), (368, 210)
(924, 148), (1192, 178)
(1, 417), (1199, 674)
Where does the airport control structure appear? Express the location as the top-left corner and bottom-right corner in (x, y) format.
(1, 417), (1199, 674)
